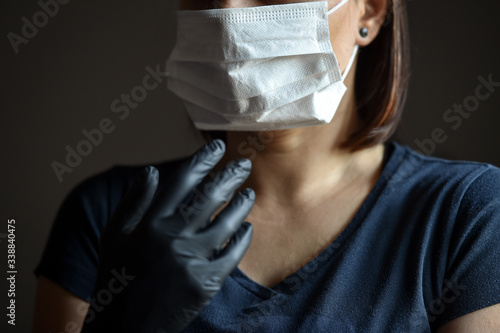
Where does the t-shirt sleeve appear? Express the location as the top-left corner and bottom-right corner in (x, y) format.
(33, 167), (126, 301)
(432, 165), (500, 329)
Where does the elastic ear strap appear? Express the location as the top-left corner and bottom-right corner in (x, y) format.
(342, 44), (359, 80)
(327, 0), (350, 15)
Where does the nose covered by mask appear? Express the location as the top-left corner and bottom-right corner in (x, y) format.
(166, 0), (358, 131)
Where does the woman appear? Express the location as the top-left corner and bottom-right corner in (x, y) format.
(33, 0), (500, 332)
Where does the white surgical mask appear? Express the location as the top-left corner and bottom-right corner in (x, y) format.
(166, 0), (358, 131)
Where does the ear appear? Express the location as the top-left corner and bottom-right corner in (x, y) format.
(355, 0), (389, 46)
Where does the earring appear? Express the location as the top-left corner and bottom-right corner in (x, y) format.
(360, 28), (368, 38)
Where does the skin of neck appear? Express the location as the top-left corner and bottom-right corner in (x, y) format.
(213, 63), (386, 210)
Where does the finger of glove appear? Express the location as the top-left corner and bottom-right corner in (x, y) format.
(147, 140), (225, 220)
(208, 222), (253, 281)
(181, 159), (251, 234)
(105, 166), (159, 238)
(195, 188), (255, 256)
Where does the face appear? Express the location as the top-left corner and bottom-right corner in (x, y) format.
(177, 0), (385, 75)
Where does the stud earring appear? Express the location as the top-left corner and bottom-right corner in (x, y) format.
(360, 28), (368, 38)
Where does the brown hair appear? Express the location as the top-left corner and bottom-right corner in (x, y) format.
(346, 0), (410, 150)
(201, 0), (410, 151)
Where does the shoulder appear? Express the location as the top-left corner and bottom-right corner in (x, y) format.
(379, 142), (500, 257)
(384, 142), (500, 206)
(53, 156), (191, 245)
(69, 156), (190, 213)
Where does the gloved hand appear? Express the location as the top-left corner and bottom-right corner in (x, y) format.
(81, 139), (254, 333)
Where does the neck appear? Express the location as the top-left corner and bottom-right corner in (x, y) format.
(212, 76), (385, 208)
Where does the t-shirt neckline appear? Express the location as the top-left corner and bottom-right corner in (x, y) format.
(229, 141), (408, 299)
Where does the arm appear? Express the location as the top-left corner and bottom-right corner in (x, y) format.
(438, 303), (500, 333)
(32, 276), (89, 333)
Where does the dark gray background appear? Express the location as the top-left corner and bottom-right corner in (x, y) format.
(1, 0), (499, 332)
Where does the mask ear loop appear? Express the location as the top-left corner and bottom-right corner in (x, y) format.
(327, 0), (350, 15)
(342, 44), (359, 80)
(326, 0), (357, 80)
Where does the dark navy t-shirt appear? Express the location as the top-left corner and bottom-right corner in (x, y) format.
(34, 142), (500, 332)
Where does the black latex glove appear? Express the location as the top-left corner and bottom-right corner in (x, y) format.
(81, 139), (254, 333)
